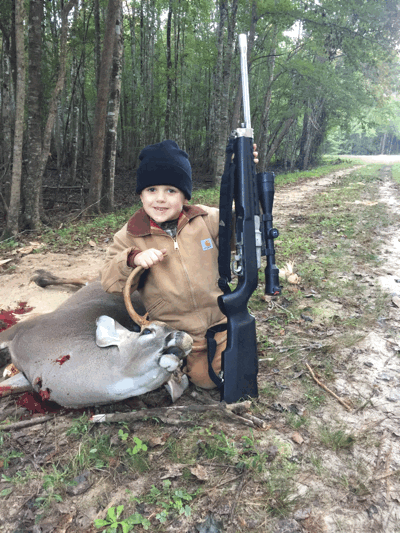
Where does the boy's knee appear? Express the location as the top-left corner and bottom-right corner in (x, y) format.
(184, 332), (226, 390)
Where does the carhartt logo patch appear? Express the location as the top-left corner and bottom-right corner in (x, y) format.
(201, 238), (213, 251)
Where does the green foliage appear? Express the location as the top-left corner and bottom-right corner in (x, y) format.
(66, 414), (91, 437)
(319, 427), (356, 451)
(118, 429), (129, 442)
(34, 465), (68, 509)
(126, 437), (148, 457)
(0, 449), (24, 469)
(391, 164), (400, 185)
(0, 238), (20, 252)
(94, 505), (151, 533)
(41, 207), (136, 250)
(141, 479), (200, 522)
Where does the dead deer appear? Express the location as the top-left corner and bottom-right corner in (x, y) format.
(0, 267), (193, 408)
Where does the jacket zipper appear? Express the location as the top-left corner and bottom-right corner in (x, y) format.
(170, 234), (206, 329)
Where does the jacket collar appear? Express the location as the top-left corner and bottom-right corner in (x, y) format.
(127, 204), (208, 237)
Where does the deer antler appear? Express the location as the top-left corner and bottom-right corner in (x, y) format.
(123, 266), (151, 329)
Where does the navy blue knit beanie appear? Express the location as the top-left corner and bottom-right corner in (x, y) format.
(136, 140), (192, 200)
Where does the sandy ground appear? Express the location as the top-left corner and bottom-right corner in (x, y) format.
(0, 248), (106, 316)
(347, 154), (400, 164)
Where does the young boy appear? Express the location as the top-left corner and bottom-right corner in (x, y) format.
(100, 140), (255, 389)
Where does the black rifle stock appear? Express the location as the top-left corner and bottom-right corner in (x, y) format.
(217, 34), (281, 403)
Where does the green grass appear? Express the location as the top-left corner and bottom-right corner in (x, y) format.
(391, 163), (400, 184)
(275, 159), (364, 186)
(319, 427), (356, 451)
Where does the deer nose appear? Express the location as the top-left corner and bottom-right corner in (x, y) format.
(165, 332), (175, 346)
(164, 331), (193, 355)
(162, 346), (184, 359)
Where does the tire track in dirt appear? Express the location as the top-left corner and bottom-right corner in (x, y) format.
(273, 168), (361, 228)
(270, 164), (400, 533)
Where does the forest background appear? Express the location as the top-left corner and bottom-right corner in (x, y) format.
(0, 0), (400, 239)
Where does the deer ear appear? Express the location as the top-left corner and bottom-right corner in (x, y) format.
(96, 315), (132, 347)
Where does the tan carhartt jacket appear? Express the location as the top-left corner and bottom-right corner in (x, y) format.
(100, 204), (227, 342)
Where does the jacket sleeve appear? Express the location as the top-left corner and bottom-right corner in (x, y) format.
(100, 224), (141, 293)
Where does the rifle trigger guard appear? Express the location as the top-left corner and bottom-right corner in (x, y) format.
(231, 256), (242, 276)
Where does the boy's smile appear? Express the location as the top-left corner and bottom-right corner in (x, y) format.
(140, 185), (186, 224)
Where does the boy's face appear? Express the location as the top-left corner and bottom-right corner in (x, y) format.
(140, 185), (187, 224)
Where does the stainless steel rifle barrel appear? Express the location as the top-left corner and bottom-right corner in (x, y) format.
(238, 33), (251, 129)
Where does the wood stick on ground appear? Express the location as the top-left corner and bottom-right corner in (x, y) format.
(228, 473), (248, 525)
(371, 469), (400, 482)
(386, 445), (392, 499)
(0, 414), (54, 431)
(90, 401), (264, 428)
(306, 363), (352, 411)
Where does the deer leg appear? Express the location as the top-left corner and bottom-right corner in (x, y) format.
(164, 373), (189, 402)
(0, 372), (32, 398)
(30, 269), (92, 288)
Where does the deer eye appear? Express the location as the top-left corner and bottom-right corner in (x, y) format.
(141, 328), (152, 336)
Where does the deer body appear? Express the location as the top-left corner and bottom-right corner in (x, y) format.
(0, 281), (192, 408)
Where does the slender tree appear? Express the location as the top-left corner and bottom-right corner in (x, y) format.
(101, 0), (123, 212)
(2, 0), (26, 240)
(87, 0), (120, 214)
(22, 0), (43, 230)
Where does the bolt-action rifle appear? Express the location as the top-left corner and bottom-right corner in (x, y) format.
(214, 34), (281, 403)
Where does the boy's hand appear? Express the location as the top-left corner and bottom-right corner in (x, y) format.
(253, 143), (259, 164)
(134, 248), (167, 269)
(231, 143), (259, 164)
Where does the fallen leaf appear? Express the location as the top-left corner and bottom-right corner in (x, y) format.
(18, 246), (34, 255)
(160, 464), (185, 479)
(291, 432), (304, 445)
(15, 242), (44, 255)
(392, 296), (400, 308)
(89, 240), (97, 247)
(190, 464), (210, 481)
(262, 294), (273, 302)
(0, 258), (12, 266)
(148, 436), (165, 448)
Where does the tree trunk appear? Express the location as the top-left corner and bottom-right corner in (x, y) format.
(264, 116), (296, 168)
(209, 0), (227, 185)
(380, 132), (387, 155)
(22, 0), (43, 230)
(298, 98), (325, 170)
(257, 26), (278, 172)
(214, 0), (238, 183)
(36, 0), (78, 223)
(78, 0), (88, 172)
(2, 0), (26, 240)
(68, 5), (80, 186)
(101, 0), (123, 213)
(94, 0), (101, 86)
(87, 0), (119, 213)
(165, 0), (173, 139)
(0, 37), (13, 210)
